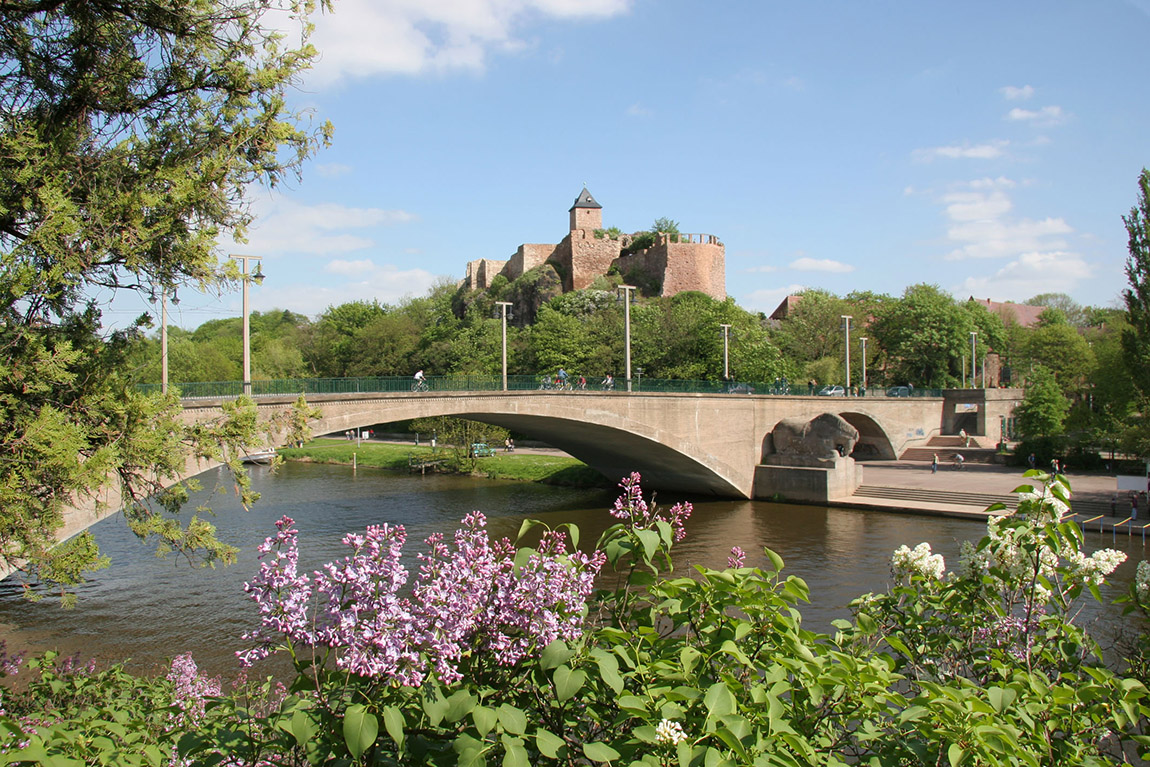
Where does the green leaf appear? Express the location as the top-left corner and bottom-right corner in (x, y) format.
(541, 640), (574, 670)
(947, 743), (966, 767)
(535, 728), (566, 759)
(987, 686), (1016, 713)
(703, 682), (737, 727)
(498, 704), (527, 735)
(445, 689), (477, 722)
(502, 735), (529, 767)
(472, 705), (497, 738)
(594, 650), (624, 693)
(290, 709), (318, 747)
(343, 704), (378, 760)
(554, 665), (588, 701)
(583, 742), (622, 762)
(764, 547), (785, 573)
(383, 705), (406, 749)
(636, 528), (661, 563)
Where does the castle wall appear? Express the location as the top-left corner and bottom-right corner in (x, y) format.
(465, 258), (508, 290)
(611, 234), (725, 300)
(554, 230), (623, 291)
(570, 206), (602, 232)
(503, 243), (556, 282)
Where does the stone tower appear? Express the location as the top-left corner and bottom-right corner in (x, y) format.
(569, 187), (602, 232)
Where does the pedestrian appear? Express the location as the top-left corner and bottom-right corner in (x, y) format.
(954, 453), (964, 470)
(1112, 492), (1118, 516)
(1132, 493), (1139, 521)
(1051, 458), (1060, 475)
(808, 379), (815, 395)
(931, 454), (938, 474)
(1028, 453), (1036, 470)
(415, 433), (420, 447)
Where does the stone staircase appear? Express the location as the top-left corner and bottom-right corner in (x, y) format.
(899, 435), (999, 465)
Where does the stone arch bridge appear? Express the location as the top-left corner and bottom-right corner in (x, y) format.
(183, 387), (1020, 499)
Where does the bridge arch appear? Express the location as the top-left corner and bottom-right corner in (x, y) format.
(838, 411), (898, 460)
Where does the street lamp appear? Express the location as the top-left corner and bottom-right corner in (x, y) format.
(618, 285), (636, 392)
(230, 254), (264, 397)
(496, 301), (513, 391)
(841, 315), (852, 396)
(970, 331), (977, 389)
(860, 336), (868, 393)
(719, 323), (732, 381)
(636, 366), (644, 392)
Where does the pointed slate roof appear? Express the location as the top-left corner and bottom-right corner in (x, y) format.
(570, 187), (601, 210)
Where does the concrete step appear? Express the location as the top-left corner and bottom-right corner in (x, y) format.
(853, 486), (1123, 521)
(900, 447), (998, 464)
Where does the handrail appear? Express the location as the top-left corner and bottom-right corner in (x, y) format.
(136, 375), (947, 401)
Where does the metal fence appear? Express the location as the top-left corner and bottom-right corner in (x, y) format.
(138, 375), (944, 400)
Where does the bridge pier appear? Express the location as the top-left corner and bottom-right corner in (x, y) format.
(754, 456), (863, 503)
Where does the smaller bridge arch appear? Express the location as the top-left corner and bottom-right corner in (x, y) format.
(838, 411), (898, 460)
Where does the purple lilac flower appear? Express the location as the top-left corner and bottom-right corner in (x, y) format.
(728, 546), (746, 569)
(167, 653), (221, 727)
(0, 641), (23, 677)
(238, 516), (315, 667)
(610, 473), (692, 541)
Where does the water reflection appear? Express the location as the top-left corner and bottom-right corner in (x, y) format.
(0, 461), (1143, 678)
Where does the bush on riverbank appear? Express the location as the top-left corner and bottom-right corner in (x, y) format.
(5, 471), (1150, 765)
(277, 439), (611, 488)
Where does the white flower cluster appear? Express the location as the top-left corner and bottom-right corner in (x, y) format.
(1137, 561), (1150, 604)
(655, 719), (687, 745)
(957, 518), (1058, 600)
(1015, 487), (1070, 522)
(891, 542), (946, 581)
(1065, 549), (1127, 587)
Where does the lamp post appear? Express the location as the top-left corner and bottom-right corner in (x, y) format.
(719, 323), (732, 381)
(970, 331), (977, 389)
(860, 336), (868, 393)
(161, 291), (169, 395)
(496, 301), (513, 391)
(230, 254), (264, 397)
(618, 285), (636, 392)
(841, 315), (852, 396)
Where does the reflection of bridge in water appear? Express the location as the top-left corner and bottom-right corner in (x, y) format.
(47, 379), (1022, 559)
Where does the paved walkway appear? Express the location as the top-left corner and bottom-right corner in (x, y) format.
(845, 460), (1144, 532)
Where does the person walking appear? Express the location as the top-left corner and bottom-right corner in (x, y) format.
(931, 454), (939, 474)
(954, 453), (964, 471)
(1132, 493), (1139, 521)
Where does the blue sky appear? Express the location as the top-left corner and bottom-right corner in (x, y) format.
(112, 0), (1150, 329)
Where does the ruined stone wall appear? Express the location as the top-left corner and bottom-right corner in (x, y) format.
(465, 258), (508, 290)
(661, 241), (726, 300)
(610, 234), (725, 300)
(562, 229), (623, 291)
(503, 243), (556, 283)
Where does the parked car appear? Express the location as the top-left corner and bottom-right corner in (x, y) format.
(817, 385), (845, 397)
(886, 386), (911, 397)
(469, 443), (496, 457)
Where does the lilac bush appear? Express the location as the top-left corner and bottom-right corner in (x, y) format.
(239, 510), (605, 686)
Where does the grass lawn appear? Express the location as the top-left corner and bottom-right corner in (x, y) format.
(278, 439), (610, 488)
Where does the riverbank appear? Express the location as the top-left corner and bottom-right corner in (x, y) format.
(278, 438), (610, 488)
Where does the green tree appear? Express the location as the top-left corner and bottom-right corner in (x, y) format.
(1024, 310), (1095, 395)
(870, 284), (972, 387)
(1026, 292), (1089, 327)
(0, 0), (328, 587)
(1123, 168), (1150, 399)
(1014, 366), (1070, 438)
(771, 289), (854, 367)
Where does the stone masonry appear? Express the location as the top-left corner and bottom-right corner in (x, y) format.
(464, 188), (726, 300)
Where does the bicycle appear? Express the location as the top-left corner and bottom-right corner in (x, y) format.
(411, 379), (429, 392)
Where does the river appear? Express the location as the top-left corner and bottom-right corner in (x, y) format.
(0, 461), (1145, 678)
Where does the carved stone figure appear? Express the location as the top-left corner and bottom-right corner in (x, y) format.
(769, 413), (859, 459)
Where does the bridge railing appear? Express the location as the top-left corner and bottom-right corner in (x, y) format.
(138, 375), (944, 400)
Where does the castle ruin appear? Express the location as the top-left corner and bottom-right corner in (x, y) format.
(464, 188), (726, 299)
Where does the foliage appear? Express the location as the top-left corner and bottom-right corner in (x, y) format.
(1024, 312), (1095, 395)
(1122, 168), (1150, 400)
(408, 417), (509, 473)
(870, 284), (976, 387)
(0, 0), (328, 587)
(5, 473), (1150, 765)
(1014, 366), (1070, 438)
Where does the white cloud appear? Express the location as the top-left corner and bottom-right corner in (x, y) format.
(913, 140), (1009, 162)
(626, 102), (652, 117)
(942, 189), (1013, 222)
(1000, 85), (1034, 101)
(790, 257), (854, 273)
(255, 264), (440, 317)
(1006, 105), (1065, 125)
(958, 251), (1093, 300)
(293, 0), (631, 85)
(945, 217), (1072, 261)
(241, 195), (416, 256)
(744, 264), (777, 273)
(326, 259), (377, 275)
